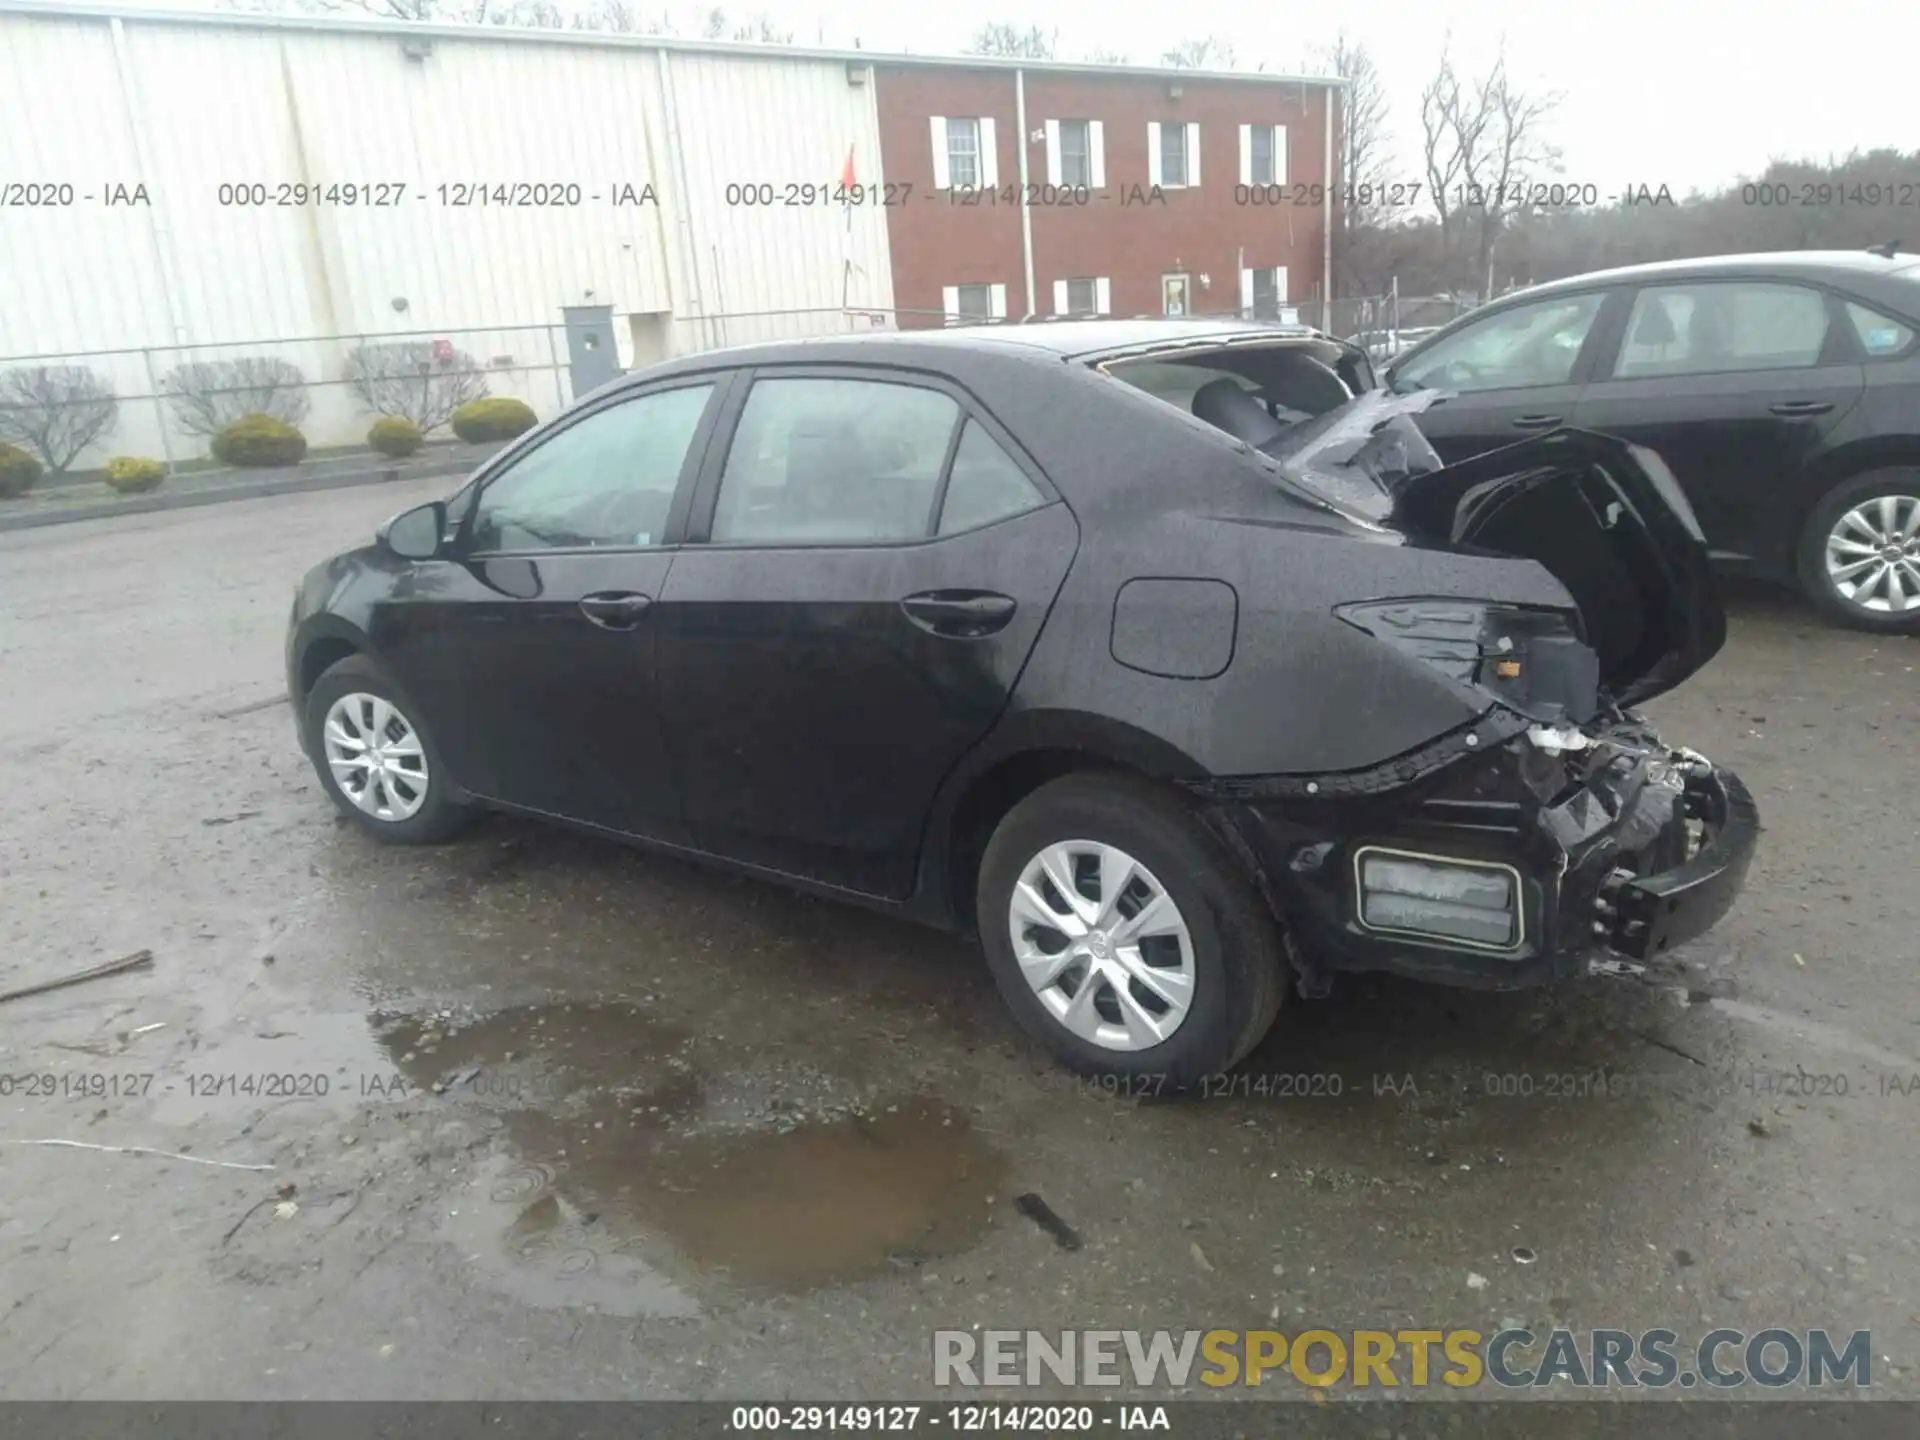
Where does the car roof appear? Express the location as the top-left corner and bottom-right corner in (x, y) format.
(616, 317), (1341, 388)
(1493, 249), (1920, 301)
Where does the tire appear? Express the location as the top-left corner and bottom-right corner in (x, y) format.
(1796, 469), (1920, 633)
(303, 654), (477, 844)
(975, 772), (1285, 1088)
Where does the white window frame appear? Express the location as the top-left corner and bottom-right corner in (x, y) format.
(1161, 272), (1191, 316)
(1237, 124), (1288, 187)
(1052, 276), (1110, 316)
(929, 114), (998, 191)
(1146, 122), (1199, 188)
(942, 282), (1008, 324)
(1044, 119), (1105, 189)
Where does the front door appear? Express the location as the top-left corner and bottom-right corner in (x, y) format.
(1571, 279), (1866, 565)
(375, 377), (725, 842)
(654, 369), (1078, 898)
(1162, 273), (1191, 317)
(1389, 289), (1616, 465)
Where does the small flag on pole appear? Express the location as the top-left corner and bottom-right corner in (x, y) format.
(841, 144), (857, 191)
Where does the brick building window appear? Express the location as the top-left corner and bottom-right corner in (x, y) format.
(929, 115), (999, 190)
(1239, 124), (1289, 187)
(1052, 277), (1110, 315)
(1147, 122), (1200, 188)
(942, 283), (1007, 323)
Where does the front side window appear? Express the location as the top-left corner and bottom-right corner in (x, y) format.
(710, 377), (962, 544)
(1396, 292), (1605, 393)
(465, 382), (714, 552)
(1612, 282), (1831, 378)
(947, 118), (981, 189)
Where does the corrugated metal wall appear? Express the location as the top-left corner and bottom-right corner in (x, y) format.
(0, 6), (895, 458)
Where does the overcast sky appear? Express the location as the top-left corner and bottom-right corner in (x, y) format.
(49, 0), (1919, 197)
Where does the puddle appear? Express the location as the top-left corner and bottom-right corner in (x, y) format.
(381, 1003), (1010, 1298)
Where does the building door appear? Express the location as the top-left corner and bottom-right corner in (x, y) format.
(1162, 274), (1191, 317)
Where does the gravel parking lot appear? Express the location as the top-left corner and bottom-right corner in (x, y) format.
(1, 480), (1916, 1404)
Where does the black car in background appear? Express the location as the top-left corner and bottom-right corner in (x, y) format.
(1385, 250), (1920, 632)
(287, 321), (1757, 1084)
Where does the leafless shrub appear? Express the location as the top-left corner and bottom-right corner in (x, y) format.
(0, 365), (120, 473)
(344, 342), (489, 434)
(161, 357), (312, 436)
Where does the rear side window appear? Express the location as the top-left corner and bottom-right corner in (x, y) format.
(1845, 301), (1916, 357)
(1612, 282), (1829, 378)
(710, 377), (961, 543)
(938, 421), (1044, 534)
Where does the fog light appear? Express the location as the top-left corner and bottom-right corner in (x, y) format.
(1354, 846), (1522, 950)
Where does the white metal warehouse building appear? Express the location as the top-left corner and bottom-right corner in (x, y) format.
(0, 0), (899, 460)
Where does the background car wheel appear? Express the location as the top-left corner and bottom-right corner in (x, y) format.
(975, 772), (1285, 1087)
(304, 655), (477, 844)
(1797, 469), (1920, 633)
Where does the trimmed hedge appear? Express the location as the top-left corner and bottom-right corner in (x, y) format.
(451, 396), (537, 444)
(103, 456), (168, 493)
(0, 442), (41, 498)
(368, 416), (425, 458)
(212, 413), (308, 467)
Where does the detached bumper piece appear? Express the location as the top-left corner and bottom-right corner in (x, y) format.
(1599, 766), (1759, 960)
(1199, 713), (1761, 991)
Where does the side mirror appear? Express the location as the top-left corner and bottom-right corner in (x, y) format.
(378, 501), (447, 560)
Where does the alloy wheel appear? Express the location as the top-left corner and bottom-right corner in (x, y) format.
(1825, 495), (1920, 615)
(1007, 840), (1196, 1052)
(323, 692), (430, 822)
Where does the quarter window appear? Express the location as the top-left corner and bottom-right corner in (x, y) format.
(1611, 282), (1831, 378)
(1844, 300), (1916, 357)
(465, 382), (714, 552)
(1395, 293), (1605, 393)
(710, 378), (962, 544)
(938, 421), (1044, 534)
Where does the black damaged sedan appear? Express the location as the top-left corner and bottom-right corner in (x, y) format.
(287, 320), (1759, 1084)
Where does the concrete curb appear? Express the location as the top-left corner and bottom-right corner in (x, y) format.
(0, 456), (484, 534)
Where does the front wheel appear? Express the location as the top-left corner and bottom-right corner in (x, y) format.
(1797, 470), (1920, 633)
(304, 654), (477, 843)
(975, 773), (1285, 1087)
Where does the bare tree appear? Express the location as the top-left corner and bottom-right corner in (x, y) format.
(966, 22), (1057, 59)
(345, 343), (488, 434)
(161, 358), (312, 436)
(1419, 42), (1561, 296)
(1081, 45), (1131, 64)
(223, 0), (785, 35)
(0, 366), (119, 474)
(1161, 36), (1237, 70)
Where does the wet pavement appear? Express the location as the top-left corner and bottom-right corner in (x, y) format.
(1, 480), (1916, 1402)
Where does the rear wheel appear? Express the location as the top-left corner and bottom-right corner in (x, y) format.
(975, 773), (1285, 1087)
(1797, 470), (1920, 633)
(304, 655), (477, 843)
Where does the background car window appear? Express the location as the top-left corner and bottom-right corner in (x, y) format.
(1611, 283), (1830, 378)
(710, 378), (961, 543)
(1395, 293), (1604, 393)
(466, 383), (714, 552)
(1845, 301), (1916, 357)
(937, 421), (1044, 534)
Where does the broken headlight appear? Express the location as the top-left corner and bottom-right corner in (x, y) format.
(1334, 599), (1601, 725)
(1353, 846), (1523, 951)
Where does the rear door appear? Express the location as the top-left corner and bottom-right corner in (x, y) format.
(1388, 289), (1620, 463)
(1570, 278), (1866, 564)
(653, 367), (1079, 898)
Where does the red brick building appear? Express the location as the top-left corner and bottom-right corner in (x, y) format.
(873, 58), (1343, 327)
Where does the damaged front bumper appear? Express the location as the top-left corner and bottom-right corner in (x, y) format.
(1194, 710), (1761, 993)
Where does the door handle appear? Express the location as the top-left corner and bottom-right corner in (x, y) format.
(1511, 413), (1563, 430)
(1768, 400), (1834, 417)
(577, 592), (652, 630)
(900, 590), (1018, 638)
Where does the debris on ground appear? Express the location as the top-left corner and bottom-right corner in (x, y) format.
(1748, 1119), (1771, 1137)
(1467, 1271), (1489, 1289)
(200, 811), (261, 827)
(1013, 1192), (1082, 1251)
(0, 950), (154, 1006)
(3, 1138), (271, 1171)
(1189, 1241), (1213, 1272)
